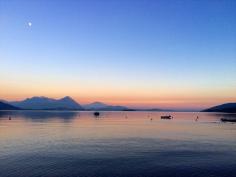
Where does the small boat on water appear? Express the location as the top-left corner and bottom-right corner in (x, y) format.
(161, 115), (173, 119)
(221, 118), (236, 123)
(94, 112), (100, 117)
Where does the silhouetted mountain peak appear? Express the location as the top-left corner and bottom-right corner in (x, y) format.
(83, 102), (129, 111)
(89, 102), (108, 106)
(83, 102), (108, 109)
(60, 96), (74, 101)
(10, 96), (83, 110)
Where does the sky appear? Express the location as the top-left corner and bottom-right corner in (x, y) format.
(0, 0), (236, 110)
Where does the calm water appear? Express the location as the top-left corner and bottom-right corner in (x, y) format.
(0, 111), (236, 177)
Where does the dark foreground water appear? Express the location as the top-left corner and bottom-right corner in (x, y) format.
(0, 111), (236, 177)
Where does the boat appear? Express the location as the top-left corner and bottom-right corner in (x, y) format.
(94, 112), (100, 117)
(221, 118), (236, 123)
(161, 115), (172, 119)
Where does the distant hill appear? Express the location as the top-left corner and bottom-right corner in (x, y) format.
(202, 103), (236, 113)
(83, 102), (109, 109)
(82, 102), (170, 111)
(83, 102), (131, 111)
(0, 101), (20, 110)
(133, 108), (171, 112)
(10, 96), (84, 110)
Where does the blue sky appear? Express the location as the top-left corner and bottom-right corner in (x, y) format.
(0, 0), (236, 109)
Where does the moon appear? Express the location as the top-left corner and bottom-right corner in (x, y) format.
(28, 22), (32, 27)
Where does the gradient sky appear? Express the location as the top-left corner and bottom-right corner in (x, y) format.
(0, 0), (236, 110)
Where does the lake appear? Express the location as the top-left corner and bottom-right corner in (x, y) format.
(0, 111), (236, 177)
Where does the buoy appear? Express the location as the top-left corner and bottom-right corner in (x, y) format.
(195, 116), (199, 121)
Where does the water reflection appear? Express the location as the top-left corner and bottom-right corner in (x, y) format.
(0, 111), (236, 177)
(0, 110), (79, 122)
(205, 112), (236, 118)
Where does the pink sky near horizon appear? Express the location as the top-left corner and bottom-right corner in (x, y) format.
(1, 85), (235, 110)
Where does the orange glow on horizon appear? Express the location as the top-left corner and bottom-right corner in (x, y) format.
(1, 80), (235, 110)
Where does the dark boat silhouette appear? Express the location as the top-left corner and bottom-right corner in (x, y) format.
(161, 115), (172, 119)
(94, 112), (100, 117)
(221, 118), (236, 123)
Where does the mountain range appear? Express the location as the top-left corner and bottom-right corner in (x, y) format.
(9, 96), (83, 110)
(0, 97), (130, 111)
(0, 96), (235, 112)
(0, 96), (163, 111)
